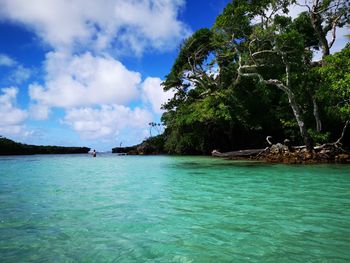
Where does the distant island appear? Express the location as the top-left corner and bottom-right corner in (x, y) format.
(0, 136), (90, 155)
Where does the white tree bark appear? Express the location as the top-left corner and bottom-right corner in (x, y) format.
(236, 55), (313, 149)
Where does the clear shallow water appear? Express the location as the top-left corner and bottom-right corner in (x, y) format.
(0, 155), (350, 262)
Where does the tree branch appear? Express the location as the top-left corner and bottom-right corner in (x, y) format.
(251, 50), (277, 57)
(335, 120), (349, 145)
(295, 0), (311, 12)
(329, 15), (341, 49)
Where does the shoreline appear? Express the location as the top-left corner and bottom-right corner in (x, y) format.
(212, 144), (350, 164)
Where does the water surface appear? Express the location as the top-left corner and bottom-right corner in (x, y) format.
(1, 155), (350, 262)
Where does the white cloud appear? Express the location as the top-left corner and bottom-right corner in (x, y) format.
(0, 87), (30, 137)
(29, 51), (141, 109)
(0, 54), (16, 67)
(0, 53), (32, 84)
(0, 0), (190, 144)
(25, 51), (171, 141)
(112, 0), (189, 54)
(0, 87), (27, 125)
(141, 77), (174, 114)
(63, 105), (153, 139)
(8, 65), (32, 84)
(0, 0), (190, 54)
(29, 103), (51, 120)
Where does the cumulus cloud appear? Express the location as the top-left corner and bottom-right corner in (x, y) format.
(0, 0), (189, 143)
(0, 87), (30, 137)
(113, 0), (189, 54)
(0, 0), (190, 54)
(0, 54), (16, 67)
(0, 53), (32, 85)
(26, 51), (174, 140)
(63, 105), (152, 139)
(29, 51), (141, 108)
(29, 103), (51, 120)
(141, 77), (174, 114)
(8, 65), (32, 84)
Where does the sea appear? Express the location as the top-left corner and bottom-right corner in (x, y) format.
(1, 154), (350, 262)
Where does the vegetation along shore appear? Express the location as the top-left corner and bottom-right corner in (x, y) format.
(114, 0), (350, 164)
(0, 136), (90, 155)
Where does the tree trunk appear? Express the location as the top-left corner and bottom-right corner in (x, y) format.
(285, 63), (313, 150)
(273, 63), (313, 150)
(237, 56), (314, 150)
(310, 5), (330, 60)
(286, 90), (314, 150)
(320, 37), (330, 59)
(312, 97), (322, 132)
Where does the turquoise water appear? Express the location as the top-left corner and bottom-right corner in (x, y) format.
(0, 155), (350, 262)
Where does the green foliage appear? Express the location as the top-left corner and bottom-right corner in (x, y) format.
(163, 28), (213, 92)
(307, 129), (330, 144)
(291, 12), (319, 49)
(318, 43), (350, 121)
(159, 0), (350, 154)
(0, 137), (90, 155)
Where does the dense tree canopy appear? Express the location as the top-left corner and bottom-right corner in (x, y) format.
(160, 0), (349, 154)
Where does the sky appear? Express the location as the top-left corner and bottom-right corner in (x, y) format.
(0, 0), (348, 151)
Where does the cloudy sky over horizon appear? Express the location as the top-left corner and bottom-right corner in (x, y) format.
(0, 0), (348, 150)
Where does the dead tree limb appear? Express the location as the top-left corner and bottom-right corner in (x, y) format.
(335, 120), (349, 145)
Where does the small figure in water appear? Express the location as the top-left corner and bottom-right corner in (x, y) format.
(92, 149), (96, 157)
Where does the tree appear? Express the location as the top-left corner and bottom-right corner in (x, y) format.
(160, 0), (350, 154)
(162, 29), (217, 104)
(317, 43), (350, 142)
(298, 0), (350, 59)
(296, 0), (350, 134)
(214, 0), (317, 149)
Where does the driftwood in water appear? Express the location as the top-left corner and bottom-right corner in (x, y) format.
(212, 144), (350, 163)
(212, 123), (350, 163)
(212, 130), (350, 163)
(211, 136), (281, 158)
(212, 149), (265, 158)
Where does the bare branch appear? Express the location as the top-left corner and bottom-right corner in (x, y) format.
(313, 1), (342, 15)
(295, 1), (311, 12)
(265, 79), (289, 93)
(248, 38), (257, 64)
(252, 50), (278, 57)
(334, 99), (350, 107)
(329, 15), (342, 49)
(240, 64), (269, 69)
(236, 54), (265, 84)
(335, 120), (349, 145)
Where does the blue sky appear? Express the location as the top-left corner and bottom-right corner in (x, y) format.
(0, 0), (230, 151)
(0, 0), (348, 151)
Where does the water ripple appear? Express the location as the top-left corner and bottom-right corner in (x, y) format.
(0, 155), (350, 262)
